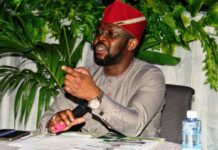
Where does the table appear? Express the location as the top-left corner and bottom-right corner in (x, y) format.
(0, 132), (181, 150)
(154, 141), (181, 150)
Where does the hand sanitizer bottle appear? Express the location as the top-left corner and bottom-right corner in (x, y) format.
(182, 110), (201, 150)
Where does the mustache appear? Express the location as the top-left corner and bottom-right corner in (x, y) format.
(92, 41), (109, 52)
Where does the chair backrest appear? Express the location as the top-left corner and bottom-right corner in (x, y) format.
(160, 84), (195, 144)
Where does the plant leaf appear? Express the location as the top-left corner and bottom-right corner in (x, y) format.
(44, 90), (51, 111)
(187, 0), (204, 16)
(136, 50), (180, 65)
(70, 39), (85, 67)
(25, 82), (38, 125)
(36, 86), (47, 127)
(0, 73), (13, 99)
(204, 2), (218, 27)
(14, 80), (27, 120)
(0, 37), (25, 54)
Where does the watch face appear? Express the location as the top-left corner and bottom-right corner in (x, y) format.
(89, 99), (100, 109)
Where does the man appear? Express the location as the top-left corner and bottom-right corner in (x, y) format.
(40, 0), (165, 138)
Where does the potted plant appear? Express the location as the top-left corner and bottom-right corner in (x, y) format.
(0, 0), (217, 128)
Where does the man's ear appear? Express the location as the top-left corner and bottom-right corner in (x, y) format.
(128, 38), (138, 51)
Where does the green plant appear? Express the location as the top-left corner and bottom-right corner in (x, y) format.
(133, 0), (218, 90)
(0, 0), (218, 128)
(0, 0), (103, 127)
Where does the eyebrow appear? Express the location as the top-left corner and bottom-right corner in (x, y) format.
(99, 24), (126, 34)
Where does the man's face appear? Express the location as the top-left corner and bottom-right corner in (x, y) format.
(92, 22), (133, 66)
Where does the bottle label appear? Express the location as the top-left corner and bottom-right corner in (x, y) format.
(182, 121), (201, 149)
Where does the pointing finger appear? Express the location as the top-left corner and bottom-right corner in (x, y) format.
(74, 67), (90, 76)
(62, 66), (81, 77)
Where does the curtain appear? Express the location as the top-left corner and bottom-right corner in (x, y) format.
(0, 41), (218, 150)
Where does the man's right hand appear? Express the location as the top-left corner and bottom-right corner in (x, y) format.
(47, 109), (85, 134)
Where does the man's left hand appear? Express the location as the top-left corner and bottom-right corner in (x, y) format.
(62, 66), (101, 101)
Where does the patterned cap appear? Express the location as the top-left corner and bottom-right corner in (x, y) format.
(101, 0), (146, 42)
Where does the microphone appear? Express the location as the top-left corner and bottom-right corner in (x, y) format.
(54, 102), (90, 133)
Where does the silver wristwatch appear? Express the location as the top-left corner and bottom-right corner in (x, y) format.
(88, 91), (103, 109)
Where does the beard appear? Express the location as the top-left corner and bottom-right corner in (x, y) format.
(93, 43), (123, 66)
(94, 50), (123, 66)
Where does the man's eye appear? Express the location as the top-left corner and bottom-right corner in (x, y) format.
(98, 30), (104, 35)
(108, 31), (118, 38)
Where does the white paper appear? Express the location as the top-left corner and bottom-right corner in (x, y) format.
(8, 132), (162, 150)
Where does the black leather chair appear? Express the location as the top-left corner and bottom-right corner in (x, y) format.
(160, 84), (195, 144)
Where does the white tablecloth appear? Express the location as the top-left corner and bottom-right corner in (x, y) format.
(0, 132), (181, 150)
